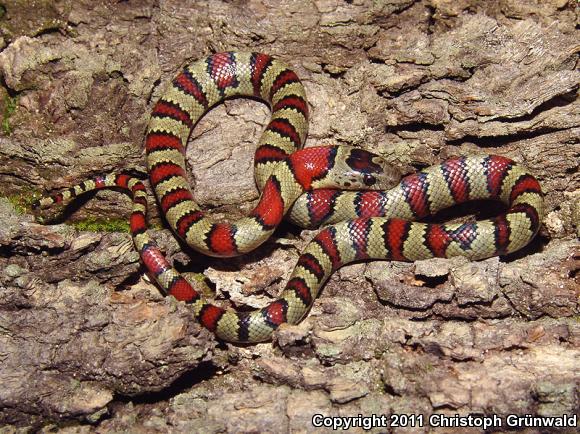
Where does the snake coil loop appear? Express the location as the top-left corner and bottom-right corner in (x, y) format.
(35, 52), (544, 343)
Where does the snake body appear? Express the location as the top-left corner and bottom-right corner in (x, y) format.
(35, 52), (544, 343)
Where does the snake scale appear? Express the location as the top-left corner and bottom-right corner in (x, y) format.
(35, 52), (544, 343)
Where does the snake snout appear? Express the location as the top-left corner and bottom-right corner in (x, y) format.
(340, 148), (402, 190)
(373, 164), (403, 190)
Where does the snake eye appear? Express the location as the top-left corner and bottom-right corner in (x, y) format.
(363, 174), (376, 186)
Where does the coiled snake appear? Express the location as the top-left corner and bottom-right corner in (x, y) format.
(35, 52), (544, 343)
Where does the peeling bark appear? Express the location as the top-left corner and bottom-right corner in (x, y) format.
(0, 0), (578, 431)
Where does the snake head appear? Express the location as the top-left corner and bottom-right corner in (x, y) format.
(323, 146), (401, 190)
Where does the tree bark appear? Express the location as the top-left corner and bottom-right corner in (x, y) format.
(0, 0), (578, 431)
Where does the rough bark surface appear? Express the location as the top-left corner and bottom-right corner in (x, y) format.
(0, 0), (578, 432)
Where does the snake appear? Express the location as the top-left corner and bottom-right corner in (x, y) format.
(34, 52), (544, 343)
